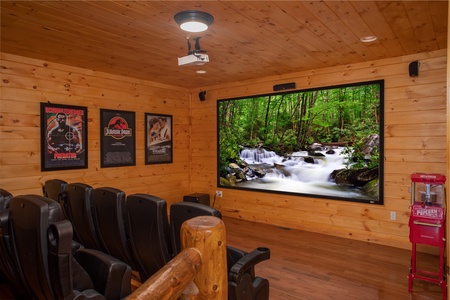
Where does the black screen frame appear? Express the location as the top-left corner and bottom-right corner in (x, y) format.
(216, 79), (384, 205)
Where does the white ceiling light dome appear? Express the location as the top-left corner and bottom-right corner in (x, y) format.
(174, 10), (214, 33)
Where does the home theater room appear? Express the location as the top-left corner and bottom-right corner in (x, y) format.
(0, 1), (449, 299)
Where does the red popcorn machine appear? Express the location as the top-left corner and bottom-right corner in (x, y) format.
(408, 172), (446, 298)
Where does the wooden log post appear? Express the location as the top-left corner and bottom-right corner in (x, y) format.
(127, 247), (202, 300)
(180, 216), (228, 300)
(127, 216), (227, 300)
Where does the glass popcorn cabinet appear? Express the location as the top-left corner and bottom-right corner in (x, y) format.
(408, 173), (446, 298)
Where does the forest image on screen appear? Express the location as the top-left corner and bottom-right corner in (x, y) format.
(217, 80), (384, 204)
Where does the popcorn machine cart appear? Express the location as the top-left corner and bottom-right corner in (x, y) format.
(408, 173), (446, 298)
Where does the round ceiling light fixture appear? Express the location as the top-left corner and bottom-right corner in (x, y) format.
(174, 10), (214, 33)
(360, 35), (378, 43)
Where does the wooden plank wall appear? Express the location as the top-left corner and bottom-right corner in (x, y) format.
(0, 52), (191, 204)
(190, 49), (447, 250)
(0, 49), (447, 250)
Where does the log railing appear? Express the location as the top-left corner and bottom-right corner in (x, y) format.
(127, 216), (228, 300)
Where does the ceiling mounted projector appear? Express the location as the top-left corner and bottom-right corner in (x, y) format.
(178, 53), (209, 66)
(178, 36), (209, 66)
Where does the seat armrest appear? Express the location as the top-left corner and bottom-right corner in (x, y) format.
(72, 240), (84, 252)
(74, 248), (132, 300)
(47, 220), (74, 300)
(228, 247), (270, 280)
(72, 289), (105, 300)
(227, 246), (248, 263)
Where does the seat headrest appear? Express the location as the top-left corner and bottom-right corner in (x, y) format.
(39, 196), (64, 223)
(13, 195), (63, 224)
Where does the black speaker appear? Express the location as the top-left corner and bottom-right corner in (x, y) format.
(183, 193), (210, 206)
(199, 91), (206, 101)
(409, 61), (419, 77)
(273, 82), (296, 91)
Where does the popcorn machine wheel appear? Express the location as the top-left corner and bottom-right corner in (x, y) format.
(408, 173), (446, 298)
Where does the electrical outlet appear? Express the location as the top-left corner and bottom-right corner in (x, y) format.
(215, 190), (223, 197)
(390, 211), (396, 221)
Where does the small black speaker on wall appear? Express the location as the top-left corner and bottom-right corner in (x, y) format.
(199, 91), (206, 101)
(273, 82), (296, 91)
(409, 61), (419, 77)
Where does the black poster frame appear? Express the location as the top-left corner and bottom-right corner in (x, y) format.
(145, 113), (173, 165)
(100, 109), (136, 168)
(40, 102), (88, 171)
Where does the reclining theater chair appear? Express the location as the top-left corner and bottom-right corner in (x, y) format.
(126, 194), (172, 282)
(170, 202), (271, 300)
(8, 194), (132, 299)
(43, 179), (69, 219)
(170, 201), (222, 254)
(0, 190), (14, 277)
(43, 179), (67, 201)
(92, 187), (136, 269)
(60, 182), (103, 250)
(0, 189), (32, 299)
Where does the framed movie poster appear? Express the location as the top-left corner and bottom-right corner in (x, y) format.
(100, 109), (136, 168)
(145, 113), (173, 164)
(40, 102), (88, 171)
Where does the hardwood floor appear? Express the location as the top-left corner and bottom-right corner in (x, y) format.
(223, 217), (444, 300)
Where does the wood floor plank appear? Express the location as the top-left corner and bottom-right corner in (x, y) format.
(223, 216), (443, 300)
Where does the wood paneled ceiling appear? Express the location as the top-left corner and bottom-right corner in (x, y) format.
(1, 1), (448, 89)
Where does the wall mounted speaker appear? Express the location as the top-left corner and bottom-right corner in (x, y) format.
(273, 82), (296, 91)
(409, 61), (419, 77)
(199, 91), (206, 101)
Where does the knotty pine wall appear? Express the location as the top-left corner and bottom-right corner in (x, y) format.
(0, 50), (447, 251)
(0, 52), (192, 204)
(191, 49), (447, 250)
